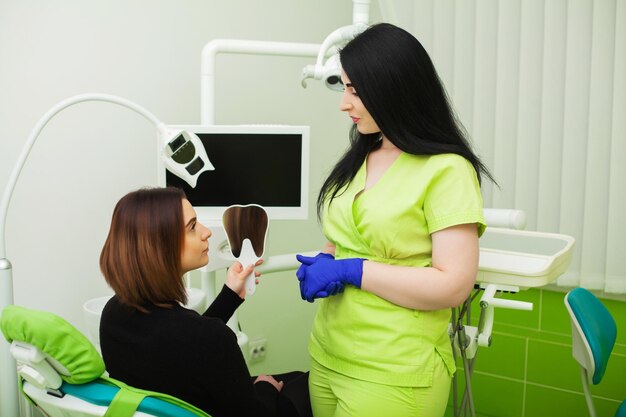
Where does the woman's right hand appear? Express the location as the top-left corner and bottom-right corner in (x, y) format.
(225, 259), (263, 299)
(254, 374), (284, 392)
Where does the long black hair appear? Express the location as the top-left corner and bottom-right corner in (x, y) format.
(317, 23), (496, 219)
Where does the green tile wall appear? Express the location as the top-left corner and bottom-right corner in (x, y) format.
(446, 288), (626, 417)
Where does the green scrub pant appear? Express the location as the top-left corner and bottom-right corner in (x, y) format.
(309, 356), (451, 417)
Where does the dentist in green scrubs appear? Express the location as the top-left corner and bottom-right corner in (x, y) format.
(296, 23), (496, 417)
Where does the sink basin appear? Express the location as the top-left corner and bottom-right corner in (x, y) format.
(477, 227), (575, 289)
(83, 287), (207, 350)
(83, 295), (111, 351)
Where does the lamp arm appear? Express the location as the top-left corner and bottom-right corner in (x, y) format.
(313, 0), (370, 68)
(0, 93), (164, 258)
(200, 39), (321, 125)
(313, 23), (368, 72)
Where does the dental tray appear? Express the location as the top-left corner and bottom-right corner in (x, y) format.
(477, 227), (575, 289)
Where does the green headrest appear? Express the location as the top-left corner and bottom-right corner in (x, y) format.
(0, 305), (105, 384)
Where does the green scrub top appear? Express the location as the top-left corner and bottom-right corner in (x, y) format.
(309, 152), (486, 387)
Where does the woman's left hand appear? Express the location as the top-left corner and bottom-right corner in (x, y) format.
(226, 259), (263, 299)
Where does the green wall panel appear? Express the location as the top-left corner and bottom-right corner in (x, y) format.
(526, 339), (581, 391)
(472, 333), (526, 379)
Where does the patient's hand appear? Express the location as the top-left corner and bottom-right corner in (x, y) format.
(254, 374), (284, 392)
(226, 259), (263, 299)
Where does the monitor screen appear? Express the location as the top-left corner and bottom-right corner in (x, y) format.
(159, 125), (310, 221)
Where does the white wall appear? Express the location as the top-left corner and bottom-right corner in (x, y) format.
(0, 0), (382, 376)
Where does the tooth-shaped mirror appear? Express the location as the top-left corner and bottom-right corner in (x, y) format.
(222, 204), (269, 296)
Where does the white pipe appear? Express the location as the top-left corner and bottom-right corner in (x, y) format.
(200, 39), (321, 124)
(479, 284), (533, 311)
(352, 0), (371, 24)
(483, 208), (527, 230)
(488, 297), (533, 311)
(476, 284), (533, 347)
(0, 93), (166, 417)
(477, 305), (495, 347)
(0, 262), (18, 417)
(256, 251), (317, 275)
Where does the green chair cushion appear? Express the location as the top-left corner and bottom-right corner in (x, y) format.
(1, 305), (210, 416)
(0, 305), (105, 384)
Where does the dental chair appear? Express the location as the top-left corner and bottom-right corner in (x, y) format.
(564, 288), (626, 417)
(0, 305), (210, 417)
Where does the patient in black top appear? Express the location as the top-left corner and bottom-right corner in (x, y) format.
(99, 187), (308, 417)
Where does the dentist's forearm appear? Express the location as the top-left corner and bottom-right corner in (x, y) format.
(360, 223), (479, 310)
(361, 262), (476, 310)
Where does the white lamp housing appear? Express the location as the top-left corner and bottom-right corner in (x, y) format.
(301, 53), (344, 91)
(159, 125), (215, 188)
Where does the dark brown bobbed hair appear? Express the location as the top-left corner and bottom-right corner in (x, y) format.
(100, 187), (188, 312)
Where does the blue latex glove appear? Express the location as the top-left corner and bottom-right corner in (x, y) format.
(296, 254), (364, 302)
(316, 280), (344, 298)
(296, 252), (333, 282)
(296, 253), (344, 300)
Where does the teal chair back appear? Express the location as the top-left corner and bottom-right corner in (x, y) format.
(564, 288), (625, 417)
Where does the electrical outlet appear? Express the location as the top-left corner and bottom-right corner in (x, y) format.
(248, 337), (267, 362)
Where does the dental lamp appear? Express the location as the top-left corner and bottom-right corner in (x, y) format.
(0, 93), (214, 417)
(300, 0), (370, 90)
(301, 52), (344, 91)
(300, 22), (368, 91)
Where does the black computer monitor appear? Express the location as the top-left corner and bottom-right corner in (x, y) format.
(159, 125), (310, 221)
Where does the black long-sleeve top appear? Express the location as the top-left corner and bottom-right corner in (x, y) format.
(100, 285), (278, 417)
